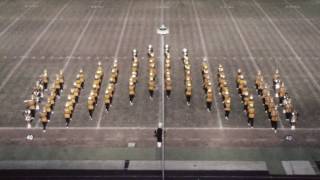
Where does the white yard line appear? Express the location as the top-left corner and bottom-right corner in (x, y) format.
(0, 126), (319, 131)
(284, 0), (320, 36)
(221, 0), (259, 71)
(113, 0), (133, 59)
(0, 0), (72, 93)
(62, 8), (98, 72)
(0, 8), (31, 38)
(191, 0), (223, 129)
(96, 0), (133, 128)
(253, 0), (320, 94)
(222, 0), (284, 128)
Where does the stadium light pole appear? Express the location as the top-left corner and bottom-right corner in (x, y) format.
(157, 24), (169, 180)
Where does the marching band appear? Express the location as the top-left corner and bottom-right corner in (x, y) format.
(22, 46), (298, 133)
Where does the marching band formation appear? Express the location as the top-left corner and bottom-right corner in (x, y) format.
(201, 60), (213, 111)
(104, 59), (119, 113)
(218, 64), (231, 120)
(182, 48), (192, 106)
(148, 45), (157, 99)
(88, 62), (104, 120)
(64, 69), (85, 127)
(164, 45), (172, 98)
(129, 49), (139, 105)
(23, 45), (298, 133)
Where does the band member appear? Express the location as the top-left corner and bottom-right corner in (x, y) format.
(104, 90), (111, 112)
(164, 44), (170, 56)
(40, 109), (48, 132)
(278, 82), (286, 106)
(291, 111), (298, 130)
(129, 80), (135, 105)
(255, 71), (262, 90)
(107, 84), (115, 105)
(54, 75), (61, 98)
(206, 88), (213, 111)
(224, 97), (231, 120)
(238, 75), (247, 95)
(271, 108), (279, 133)
(74, 75), (82, 90)
(90, 89), (98, 105)
(186, 82), (192, 106)
(257, 76), (264, 96)
(148, 44), (154, 57)
(243, 92), (249, 112)
(182, 48), (188, 57)
(264, 93), (271, 113)
(165, 76), (172, 98)
(25, 96), (36, 119)
(59, 70), (64, 92)
(202, 62), (209, 77)
(44, 103), (52, 122)
(154, 122), (163, 148)
(32, 88), (41, 110)
(284, 99), (293, 122)
(165, 57), (171, 69)
(87, 96), (94, 120)
(245, 95), (254, 113)
(111, 68), (118, 84)
(48, 93), (56, 113)
(64, 102), (72, 127)
(79, 69), (85, 88)
(222, 88), (230, 102)
(97, 61), (104, 79)
(236, 69), (242, 89)
(24, 110), (32, 129)
(72, 87), (80, 103)
(247, 103), (255, 128)
(268, 99), (276, 121)
(262, 84), (269, 105)
(273, 69), (280, 94)
(241, 87), (249, 103)
(148, 76), (156, 99)
(218, 75), (226, 94)
(42, 69), (49, 91)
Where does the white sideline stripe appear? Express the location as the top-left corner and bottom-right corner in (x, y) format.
(0, 8), (31, 38)
(284, 0), (320, 37)
(96, 0), (133, 128)
(0, 0), (72, 93)
(192, 0), (223, 129)
(0, 160), (124, 170)
(129, 161), (267, 171)
(253, 0), (320, 94)
(62, 8), (97, 72)
(1, 127), (320, 130)
(0, 160), (267, 171)
(222, 0), (284, 128)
